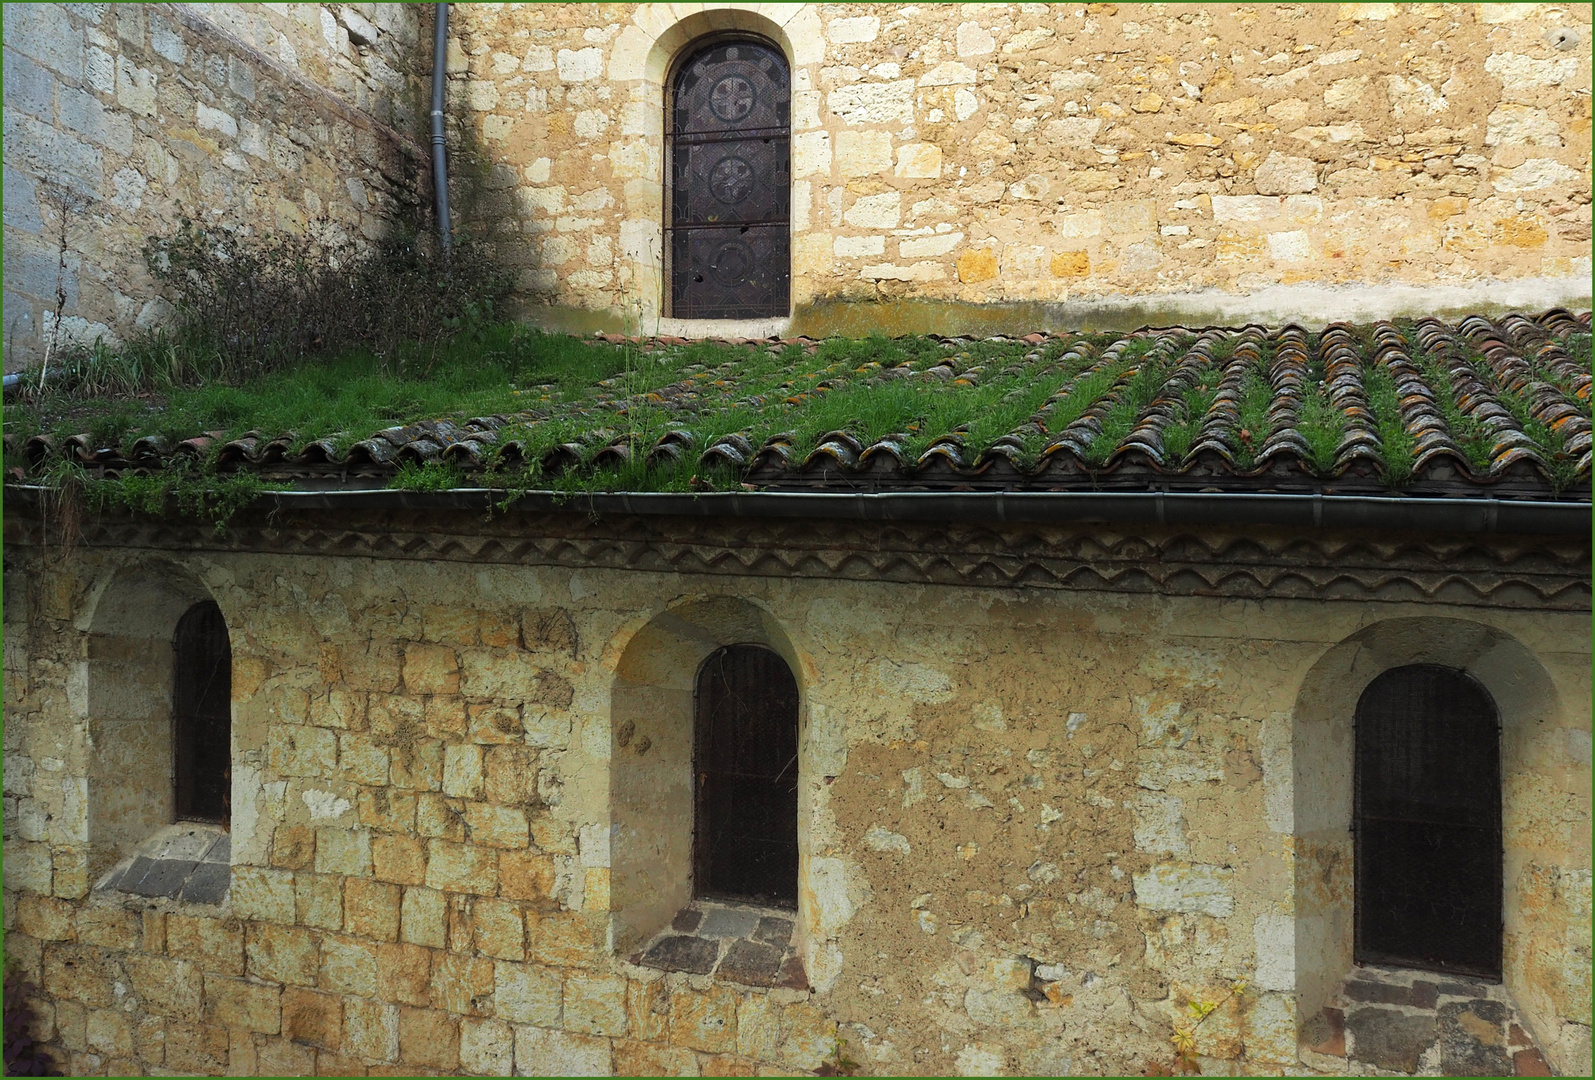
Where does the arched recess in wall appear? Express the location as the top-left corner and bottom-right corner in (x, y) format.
(609, 595), (806, 956)
(606, 4), (821, 323)
(1290, 616), (1574, 1066)
(83, 560), (232, 881)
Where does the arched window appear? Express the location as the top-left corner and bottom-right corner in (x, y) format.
(668, 37), (790, 319)
(1354, 664), (1501, 979)
(173, 600), (232, 823)
(694, 644), (798, 907)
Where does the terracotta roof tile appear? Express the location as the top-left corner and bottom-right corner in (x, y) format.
(8, 311), (1591, 501)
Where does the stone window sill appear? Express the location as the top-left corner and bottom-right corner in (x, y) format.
(630, 899), (808, 990)
(95, 822), (231, 906)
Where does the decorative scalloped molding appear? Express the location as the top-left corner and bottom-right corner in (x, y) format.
(8, 508), (1589, 611)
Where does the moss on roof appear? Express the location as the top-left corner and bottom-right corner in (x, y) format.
(5, 312), (1591, 519)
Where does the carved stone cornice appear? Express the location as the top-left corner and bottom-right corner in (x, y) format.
(5, 505), (1589, 611)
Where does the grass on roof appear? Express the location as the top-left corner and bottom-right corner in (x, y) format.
(4, 317), (1586, 526)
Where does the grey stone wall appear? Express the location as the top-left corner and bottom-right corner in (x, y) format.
(2, 3), (434, 372)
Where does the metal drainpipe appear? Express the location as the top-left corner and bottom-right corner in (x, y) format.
(430, 3), (453, 257)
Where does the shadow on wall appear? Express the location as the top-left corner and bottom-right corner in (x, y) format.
(607, 595), (806, 956)
(1290, 616), (1579, 1070)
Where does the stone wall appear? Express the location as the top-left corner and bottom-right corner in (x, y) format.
(445, 1), (1592, 334)
(2, 2), (432, 371)
(3, 524), (1588, 1076)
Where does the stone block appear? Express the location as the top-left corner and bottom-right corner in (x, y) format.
(836, 130), (893, 177)
(1132, 863), (1234, 916)
(163, 1021), (229, 1073)
(44, 943), (113, 1009)
(86, 1007), (132, 1058)
(426, 840), (498, 895)
(315, 828), (372, 877)
(468, 702), (526, 745)
(391, 739), (444, 792)
(319, 935), (379, 998)
(3, 49), (57, 122)
(273, 825), (317, 870)
(1052, 250), (1091, 278)
(472, 897), (526, 960)
(466, 802), (529, 848)
(203, 975), (281, 1034)
(258, 1037), (317, 1076)
(443, 744), (484, 799)
(399, 1007), (459, 1071)
(401, 886), (446, 949)
(459, 649), (544, 701)
(375, 943), (432, 1008)
(564, 973), (628, 1037)
(483, 745), (539, 805)
(124, 953), (203, 1021)
(75, 906), (139, 950)
(246, 923), (320, 988)
(495, 962), (562, 1026)
(5, 2), (84, 79)
(670, 985), (739, 1054)
(526, 910), (598, 969)
(615, 1039), (700, 1076)
(344, 877), (402, 941)
(404, 644), (459, 694)
(339, 734), (390, 786)
(343, 996), (399, 1062)
(282, 986), (342, 1050)
(18, 895), (75, 941)
(430, 953), (494, 1016)
(368, 692), (425, 744)
(269, 724), (338, 778)
(779, 1001), (834, 1070)
(373, 833), (428, 885)
(514, 1025), (613, 1076)
(422, 606), (478, 645)
(296, 872), (344, 931)
(843, 192), (901, 229)
(957, 249), (999, 283)
(310, 690), (367, 731)
(339, 642), (402, 692)
(454, 1015), (511, 1074)
(623, 979), (670, 1044)
(417, 792), (467, 841)
(167, 914), (244, 976)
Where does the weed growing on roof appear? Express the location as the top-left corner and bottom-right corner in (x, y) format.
(1087, 341), (1178, 464)
(390, 461), (468, 492)
(1296, 386), (1347, 475)
(1160, 372), (1223, 466)
(1232, 368), (1275, 470)
(1363, 365), (1415, 485)
(1411, 351), (1493, 473)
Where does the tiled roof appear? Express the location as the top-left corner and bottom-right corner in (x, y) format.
(9, 310), (1591, 501)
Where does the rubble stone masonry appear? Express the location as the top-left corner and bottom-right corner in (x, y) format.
(2, 530), (1589, 1076)
(2, 2), (430, 370)
(4, 4), (1591, 361)
(447, 2), (1592, 332)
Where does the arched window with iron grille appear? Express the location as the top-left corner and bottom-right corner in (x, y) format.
(667, 37), (790, 319)
(1354, 663), (1502, 979)
(693, 644), (799, 907)
(173, 600), (232, 824)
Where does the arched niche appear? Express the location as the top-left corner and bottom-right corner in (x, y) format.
(1290, 616), (1574, 1064)
(609, 595), (806, 956)
(82, 560), (230, 880)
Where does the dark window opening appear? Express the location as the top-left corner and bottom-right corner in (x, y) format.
(694, 644), (799, 908)
(1354, 663), (1502, 980)
(174, 600), (232, 824)
(667, 37), (790, 319)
